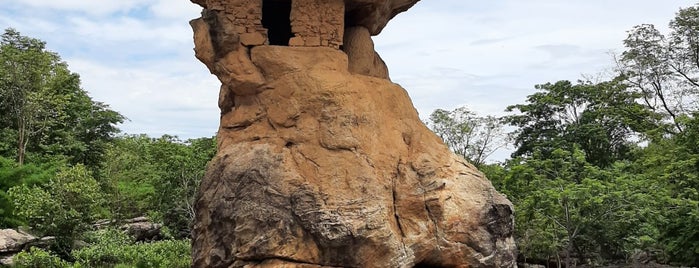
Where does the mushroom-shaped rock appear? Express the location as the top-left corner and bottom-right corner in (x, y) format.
(345, 0), (421, 35)
(187, 1), (517, 267)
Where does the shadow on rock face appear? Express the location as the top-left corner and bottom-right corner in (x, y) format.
(188, 1), (517, 267)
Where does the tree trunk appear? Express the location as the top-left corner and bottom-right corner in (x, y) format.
(17, 117), (25, 166)
(565, 242), (573, 268)
(555, 254), (561, 268)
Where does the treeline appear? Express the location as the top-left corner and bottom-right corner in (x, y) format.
(3, 3), (699, 268)
(0, 28), (214, 267)
(427, 4), (699, 267)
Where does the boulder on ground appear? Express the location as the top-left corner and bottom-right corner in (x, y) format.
(120, 217), (163, 242)
(0, 229), (38, 266)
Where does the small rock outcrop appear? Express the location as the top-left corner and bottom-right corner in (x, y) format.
(0, 229), (37, 266)
(189, 1), (517, 267)
(120, 217), (163, 242)
(94, 217), (164, 242)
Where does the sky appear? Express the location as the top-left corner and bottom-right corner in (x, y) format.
(0, 0), (695, 159)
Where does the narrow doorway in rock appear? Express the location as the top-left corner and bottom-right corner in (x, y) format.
(262, 0), (293, 46)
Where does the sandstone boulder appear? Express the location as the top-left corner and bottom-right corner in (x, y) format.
(343, 26), (390, 80)
(189, 1), (517, 267)
(0, 229), (36, 254)
(0, 229), (37, 266)
(120, 217), (163, 242)
(191, 46), (517, 267)
(345, 0), (420, 35)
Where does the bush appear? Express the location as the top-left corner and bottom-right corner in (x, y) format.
(13, 247), (71, 268)
(8, 164), (104, 237)
(73, 229), (190, 268)
(0, 157), (59, 228)
(8, 164), (104, 258)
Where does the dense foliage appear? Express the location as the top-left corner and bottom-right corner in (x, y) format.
(99, 134), (215, 237)
(3, 3), (699, 267)
(0, 157), (59, 227)
(14, 229), (190, 268)
(0, 29), (124, 168)
(0, 28), (211, 266)
(9, 164), (104, 257)
(72, 229), (190, 268)
(427, 5), (699, 266)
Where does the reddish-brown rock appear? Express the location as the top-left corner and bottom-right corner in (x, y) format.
(189, 1), (517, 267)
(345, 0), (421, 35)
(191, 0), (419, 37)
(343, 26), (390, 80)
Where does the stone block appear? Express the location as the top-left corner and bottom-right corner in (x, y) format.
(288, 37), (305, 47)
(240, 32), (266, 46)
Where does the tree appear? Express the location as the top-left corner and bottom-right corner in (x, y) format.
(0, 28), (58, 165)
(0, 28), (124, 168)
(632, 114), (699, 266)
(500, 79), (674, 266)
(504, 79), (659, 167)
(618, 5), (699, 133)
(99, 135), (160, 220)
(99, 135), (216, 238)
(512, 149), (601, 267)
(668, 5), (699, 100)
(501, 148), (664, 267)
(149, 135), (215, 238)
(426, 107), (506, 167)
(619, 24), (684, 133)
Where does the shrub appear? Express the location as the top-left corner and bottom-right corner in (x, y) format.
(13, 247), (70, 268)
(72, 229), (190, 268)
(8, 164), (104, 258)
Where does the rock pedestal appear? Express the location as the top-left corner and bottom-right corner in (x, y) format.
(189, 1), (517, 267)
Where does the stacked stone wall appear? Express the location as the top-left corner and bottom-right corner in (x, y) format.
(201, 0), (345, 48)
(225, 0), (268, 46)
(289, 0), (344, 48)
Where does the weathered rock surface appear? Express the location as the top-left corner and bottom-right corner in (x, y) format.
(345, 0), (420, 35)
(0, 229), (37, 266)
(0, 229), (35, 254)
(120, 217), (163, 242)
(191, 0), (419, 36)
(94, 217), (164, 242)
(343, 26), (390, 80)
(189, 1), (517, 267)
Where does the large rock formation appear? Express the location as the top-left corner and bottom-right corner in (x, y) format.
(189, 1), (517, 267)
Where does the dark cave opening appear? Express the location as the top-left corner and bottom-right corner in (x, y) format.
(262, 0), (293, 46)
(413, 262), (447, 268)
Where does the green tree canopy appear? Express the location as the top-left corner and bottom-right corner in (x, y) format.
(504, 79), (659, 167)
(99, 135), (216, 238)
(618, 4), (699, 133)
(0, 28), (124, 168)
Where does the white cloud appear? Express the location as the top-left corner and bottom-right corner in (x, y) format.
(150, 0), (203, 20)
(65, 58), (220, 138)
(68, 16), (190, 44)
(1, 0), (696, 150)
(376, 0), (694, 116)
(12, 0), (147, 16)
